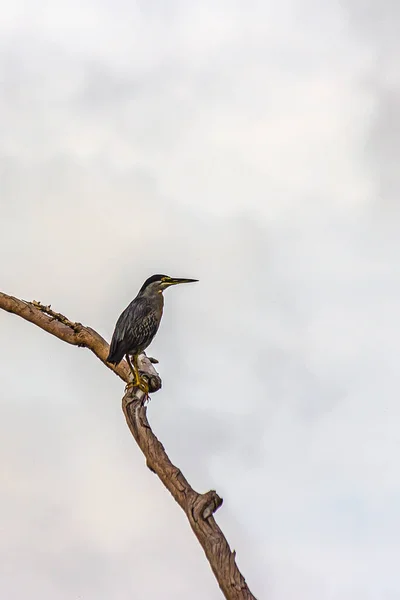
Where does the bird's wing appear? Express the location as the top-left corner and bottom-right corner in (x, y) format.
(107, 297), (159, 364)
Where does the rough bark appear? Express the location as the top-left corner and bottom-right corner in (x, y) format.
(0, 291), (258, 600)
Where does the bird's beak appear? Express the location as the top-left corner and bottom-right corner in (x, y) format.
(166, 277), (199, 286)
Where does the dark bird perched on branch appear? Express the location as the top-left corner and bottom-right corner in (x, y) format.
(107, 274), (198, 391)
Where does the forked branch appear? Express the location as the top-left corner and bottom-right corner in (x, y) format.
(0, 291), (257, 600)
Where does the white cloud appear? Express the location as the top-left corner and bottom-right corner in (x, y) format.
(1, 0), (399, 598)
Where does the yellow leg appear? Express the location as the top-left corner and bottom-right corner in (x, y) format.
(126, 354), (140, 386)
(126, 354), (149, 394)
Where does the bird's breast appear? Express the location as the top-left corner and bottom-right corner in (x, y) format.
(156, 293), (164, 319)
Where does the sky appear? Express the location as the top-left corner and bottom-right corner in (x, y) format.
(0, 0), (399, 598)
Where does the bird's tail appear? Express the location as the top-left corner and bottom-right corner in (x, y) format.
(106, 340), (125, 365)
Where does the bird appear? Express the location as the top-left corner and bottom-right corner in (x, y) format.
(107, 274), (198, 391)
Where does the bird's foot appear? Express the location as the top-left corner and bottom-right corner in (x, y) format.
(125, 375), (149, 396)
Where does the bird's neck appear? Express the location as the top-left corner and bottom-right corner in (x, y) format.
(158, 292), (164, 309)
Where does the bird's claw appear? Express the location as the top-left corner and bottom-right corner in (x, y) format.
(125, 377), (149, 396)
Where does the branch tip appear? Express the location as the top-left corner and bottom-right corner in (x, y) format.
(192, 490), (223, 521)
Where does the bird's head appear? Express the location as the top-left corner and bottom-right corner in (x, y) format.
(139, 274), (198, 296)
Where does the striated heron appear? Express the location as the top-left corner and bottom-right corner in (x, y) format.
(107, 274), (198, 391)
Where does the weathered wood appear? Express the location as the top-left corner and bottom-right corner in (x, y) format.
(0, 290), (258, 600)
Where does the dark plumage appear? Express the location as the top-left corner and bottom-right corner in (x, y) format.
(107, 296), (163, 365)
(107, 273), (198, 391)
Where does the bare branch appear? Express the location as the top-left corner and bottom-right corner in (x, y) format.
(0, 292), (131, 382)
(0, 290), (258, 600)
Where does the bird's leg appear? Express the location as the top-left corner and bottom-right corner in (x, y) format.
(126, 354), (140, 387)
(133, 354), (149, 394)
(126, 354), (149, 394)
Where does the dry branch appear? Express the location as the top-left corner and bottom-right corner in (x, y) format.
(0, 290), (258, 600)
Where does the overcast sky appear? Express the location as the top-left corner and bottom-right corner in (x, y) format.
(1, 1), (399, 599)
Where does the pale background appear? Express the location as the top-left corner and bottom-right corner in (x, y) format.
(1, 1), (399, 599)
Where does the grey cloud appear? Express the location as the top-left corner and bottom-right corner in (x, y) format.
(343, 0), (400, 211)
